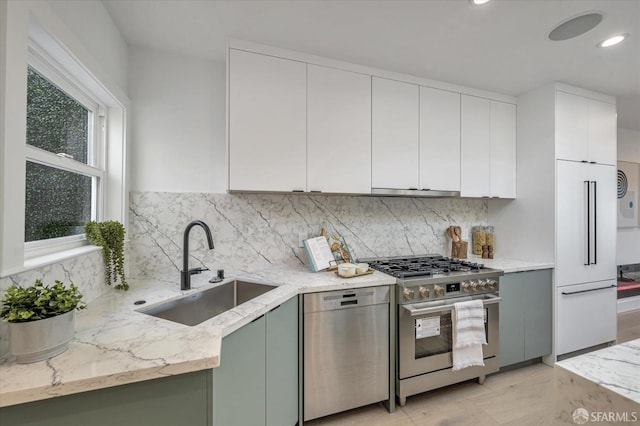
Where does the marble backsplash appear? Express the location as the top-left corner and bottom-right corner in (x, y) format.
(0, 249), (107, 358)
(0, 192), (487, 358)
(129, 192), (488, 280)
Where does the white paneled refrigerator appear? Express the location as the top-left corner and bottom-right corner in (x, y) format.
(555, 160), (617, 356)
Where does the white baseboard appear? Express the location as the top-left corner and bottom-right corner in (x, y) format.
(617, 296), (640, 313)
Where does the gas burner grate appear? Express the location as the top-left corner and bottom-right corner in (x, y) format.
(366, 255), (486, 278)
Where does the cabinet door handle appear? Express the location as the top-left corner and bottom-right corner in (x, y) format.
(592, 181), (597, 265)
(269, 304), (281, 313)
(561, 285), (616, 296)
(584, 180), (590, 266)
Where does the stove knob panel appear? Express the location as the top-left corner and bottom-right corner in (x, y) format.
(434, 285), (444, 296)
(403, 288), (415, 300)
(419, 286), (430, 299)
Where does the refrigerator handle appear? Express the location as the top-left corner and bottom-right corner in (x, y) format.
(592, 180), (597, 265)
(584, 180), (590, 266)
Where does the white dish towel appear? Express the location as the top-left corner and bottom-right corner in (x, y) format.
(452, 299), (487, 371)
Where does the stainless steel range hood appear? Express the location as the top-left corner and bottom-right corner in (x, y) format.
(371, 188), (460, 198)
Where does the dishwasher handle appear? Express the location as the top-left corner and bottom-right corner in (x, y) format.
(304, 286), (390, 313)
(402, 294), (501, 317)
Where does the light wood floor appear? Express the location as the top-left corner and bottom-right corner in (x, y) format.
(306, 309), (640, 426)
(618, 309), (640, 343)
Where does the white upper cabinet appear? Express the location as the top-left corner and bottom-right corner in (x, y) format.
(555, 91), (617, 165)
(461, 96), (491, 197)
(490, 101), (517, 198)
(419, 87), (461, 192)
(555, 91), (589, 162)
(461, 95), (516, 198)
(307, 65), (372, 194)
(371, 80), (461, 193)
(587, 99), (617, 165)
(228, 50), (307, 192)
(227, 42), (516, 196)
(372, 77), (419, 189)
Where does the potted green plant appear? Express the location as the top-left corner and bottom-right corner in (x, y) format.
(0, 279), (86, 363)
(85, 220), (128, 290)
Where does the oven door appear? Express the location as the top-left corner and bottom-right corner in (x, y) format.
(398, 294), (500, 379)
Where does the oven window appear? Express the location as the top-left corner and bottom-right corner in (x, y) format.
(414, 310), (489, 359)
(415, 313), (452, 358)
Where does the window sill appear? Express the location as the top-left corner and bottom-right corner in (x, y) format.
(0, 245), (102, 279)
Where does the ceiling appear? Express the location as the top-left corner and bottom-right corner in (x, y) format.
(102, 0), (640, 131)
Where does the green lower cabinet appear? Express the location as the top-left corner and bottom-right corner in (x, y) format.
(212, 296), (299, 426)
(266, 296), (299, 426)
(499, 269), (552, 367)
(0, 370), (210, 426)
(212, 315), (267, 426)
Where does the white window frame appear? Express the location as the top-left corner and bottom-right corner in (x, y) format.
(0, 1), (129, 277)
(23, 46), (107, 259)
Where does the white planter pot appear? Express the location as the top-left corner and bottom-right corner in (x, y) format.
(9, 310), (75, 363)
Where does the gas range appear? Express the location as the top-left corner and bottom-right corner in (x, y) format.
(374, 254), (504, 405)
(359, 254), (504, 304)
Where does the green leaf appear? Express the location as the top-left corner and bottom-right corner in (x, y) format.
(85, 220), (128, 290)
(0, 280), (85, 323)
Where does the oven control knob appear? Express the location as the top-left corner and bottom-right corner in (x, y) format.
(403, 288), (415, 300)
(487, 279), (497, 289)
(419, 286), (430, 299)
(479, 280), (489, 290)
(461, 281), (471, 292)
(470, 280), (479, 291)
(434, 285), (444, 296)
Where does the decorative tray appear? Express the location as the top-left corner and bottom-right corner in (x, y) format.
(334, 268), (375, 278)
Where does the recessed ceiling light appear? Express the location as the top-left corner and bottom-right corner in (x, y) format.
(598, 34), (627, 48)
(471, 0), (491, 5)
(548, 13), (603, 41)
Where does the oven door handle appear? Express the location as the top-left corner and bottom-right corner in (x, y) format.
(402, 294), (502, 317)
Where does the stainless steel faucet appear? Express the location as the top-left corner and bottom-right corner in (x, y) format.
(180, 220), (215, 290)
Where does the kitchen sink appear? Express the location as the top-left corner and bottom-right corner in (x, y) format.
(139, 280), (277, 326)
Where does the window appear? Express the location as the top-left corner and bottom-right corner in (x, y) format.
(24, 64), (104, 248)
(24, 52), (106, 256)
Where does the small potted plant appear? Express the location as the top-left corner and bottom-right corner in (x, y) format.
(85, 220), (128, 290)
(0, 279), (86, 363)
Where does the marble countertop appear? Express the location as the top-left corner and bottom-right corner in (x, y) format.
(468, 256), (554, 273)
(556, 339), (640, 405)
(0, 256), (552, 408)
(0, 265), (394, 407)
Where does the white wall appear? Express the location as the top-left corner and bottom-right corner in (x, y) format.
(128, 46), (226, 193)
(47, 0), (128, 92)
(619, 128), (640, 162)
(617, 127), (640, 266)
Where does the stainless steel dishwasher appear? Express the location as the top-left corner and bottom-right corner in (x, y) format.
(303, 286), (389, 421)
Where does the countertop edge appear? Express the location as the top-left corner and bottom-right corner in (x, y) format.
(0, 357), (220, 407)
